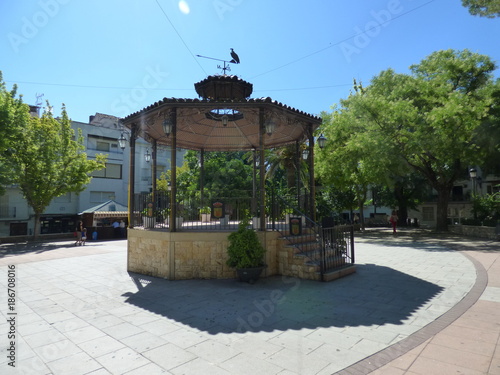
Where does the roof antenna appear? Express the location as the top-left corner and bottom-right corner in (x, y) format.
(196, 48), (241, 75)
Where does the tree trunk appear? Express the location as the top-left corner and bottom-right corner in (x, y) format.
(358, 198), (365, 231)
(33, 212), (41, 240)
(435, 186), (451, 231)
(394, 185), (408, 226)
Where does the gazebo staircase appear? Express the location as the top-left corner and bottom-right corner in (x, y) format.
(276, 221), (356, 282)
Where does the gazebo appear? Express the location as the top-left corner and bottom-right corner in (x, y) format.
(120, 74), (341, 281)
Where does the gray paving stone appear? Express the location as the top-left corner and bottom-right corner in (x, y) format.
(23, 328), (67, 348)
(123, 362), (171, 374)
(64, 325), (107, 344)
(78, 335), (126, 357)
(186, 339), (240, 363)
(143, 343), (197, 370)
(46, 351), (102, 375)
(32, 338), (82, 363)
(95, 347), (151, 374)
(101, 321), (144, 340)
(161, 329), (209, 349)
(119, 331), (169, 353)
(86, 314), (126, 329)
(219, 352), (283, 375)
(170, 357), (232, 375)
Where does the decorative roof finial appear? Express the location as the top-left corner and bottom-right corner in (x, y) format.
(196, 49), (241, 75)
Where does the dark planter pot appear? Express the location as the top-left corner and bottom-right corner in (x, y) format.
(236, 266), (266, 284)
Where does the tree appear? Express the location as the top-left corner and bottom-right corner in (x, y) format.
(8, 103), (106, 238)
(317, 101), (400, 230)
(0, 73), (30, 194)
(319, 49), (497, 231)
(462, 0), (500, 17)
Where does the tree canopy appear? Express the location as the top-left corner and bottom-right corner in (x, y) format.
(0, 74), (106, 237)
(317, 49), (498, 231)
(462, 0), (500, 17)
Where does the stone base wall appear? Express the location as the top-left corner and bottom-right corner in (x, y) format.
(449, 225), (499, 240)
(127, 229), (281, 280)
(278, 243), (320, 281)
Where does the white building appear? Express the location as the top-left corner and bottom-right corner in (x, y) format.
(0, 113), (182, 238)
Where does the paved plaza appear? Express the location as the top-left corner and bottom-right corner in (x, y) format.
(0, 229), (498, 374)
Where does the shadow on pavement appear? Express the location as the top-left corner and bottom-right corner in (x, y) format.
(123, 264), (443, 334)
(0, 240), (119, 257)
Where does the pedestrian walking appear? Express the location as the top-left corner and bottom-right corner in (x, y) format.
(75, 221), (83, 245)
(389, 211), (398, 234)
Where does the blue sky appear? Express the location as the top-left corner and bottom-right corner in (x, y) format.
(1, 0), (499, 123)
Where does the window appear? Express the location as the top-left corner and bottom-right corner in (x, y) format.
(92, 163), (122, 179)
(88, 135), (119, 152)
(422, 207), (434, 221)
(90, 191), (115, 203)
(96, 141), (110, 152)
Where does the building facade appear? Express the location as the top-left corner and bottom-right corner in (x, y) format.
(0, 112), (182, 238)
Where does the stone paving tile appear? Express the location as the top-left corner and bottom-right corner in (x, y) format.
(4, 354), (52, 375)
(143, 343), (197, 370)
(219, 352), (283, 375)
(420, 342), (491, 373)
(161, 328), (208, 349)
(78, 335), (126, 357)
(100, 321), (145, 340)
(95, 347), (151, 374)
(86, 314), (126, 329)
(119, 331), (169, 353)
(32, 338), (82, 363)
(64, 324), (107, 345)
(23, 328), (67, 348)
(84, 368), (113, 375)
(170, 357), (232, 375)
(186, 339), (241, 364)
(46, 351), (102, 375)
(123, 362), (172, 374)
(228, 334), (283, 359)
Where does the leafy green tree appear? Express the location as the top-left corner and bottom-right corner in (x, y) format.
(317, 103), (398, 230)
(0, 74), (30, 194)
(9, 104), (106, 238)
(158, 150), (254, 203)
(462, 0), (500, 17)
(319, 49), (497, 231)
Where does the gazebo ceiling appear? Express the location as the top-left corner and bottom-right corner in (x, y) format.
(122, 75), (322, 151)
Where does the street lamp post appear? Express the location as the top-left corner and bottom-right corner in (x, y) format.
(469, 168), (477, 220)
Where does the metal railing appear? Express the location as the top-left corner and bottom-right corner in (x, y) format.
(320, 225), (355, 280)
(272, 193), (355, 280)
(132, 191), (258, 231)
(134, 189), (355, 280)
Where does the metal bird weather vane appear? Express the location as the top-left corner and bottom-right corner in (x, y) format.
(196, 48), (240, 74)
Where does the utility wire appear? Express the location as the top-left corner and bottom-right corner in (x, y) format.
(6, 1), (435, 94)
(154, 0), (207, 76)
(5, 80), (351, 93)
(5, 81), (194, 91)
(250, 0), (436, 80)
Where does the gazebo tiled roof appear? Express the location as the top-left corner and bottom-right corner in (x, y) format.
(122, 75), (321, 151)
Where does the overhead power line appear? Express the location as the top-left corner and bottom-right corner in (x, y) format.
(250, 0), (436, 79)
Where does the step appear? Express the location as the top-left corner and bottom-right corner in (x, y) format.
(320, 264), (357, 282)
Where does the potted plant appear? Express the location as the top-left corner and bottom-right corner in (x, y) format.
(200, 206), (211, 222)
(226, 213), (266, 283)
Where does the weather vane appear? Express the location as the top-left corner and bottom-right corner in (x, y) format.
(196, 48), (240, 74)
